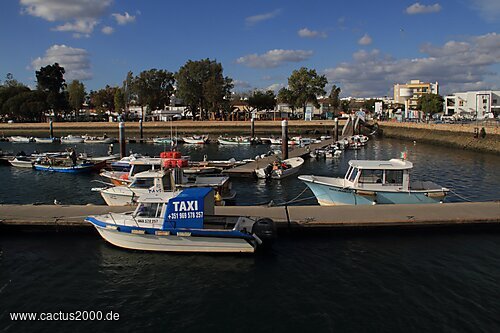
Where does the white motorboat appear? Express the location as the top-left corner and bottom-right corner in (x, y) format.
(97, 169), (179, 206)
(86, 187), (276, 253)
(9, 156), (34, 168)
(299, 158), (449, 206)
(217, 136), (251, 145)
(61, 135), (84, 144)
(9, 136), (31, 143)
(255, 157), (304, 179)
(182, 135), (208, 144)
(84, 135), (115, 144)
(34, 137), (56, 143)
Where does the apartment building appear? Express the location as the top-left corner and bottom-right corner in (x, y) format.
(394, 80), (439, 110)
(445, 90), (500, 120)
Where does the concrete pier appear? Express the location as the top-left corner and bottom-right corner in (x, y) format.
(0, 202), (498, 230)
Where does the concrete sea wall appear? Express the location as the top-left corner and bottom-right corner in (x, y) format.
(379, 121), (500, 154)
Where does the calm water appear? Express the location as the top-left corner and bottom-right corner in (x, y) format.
(1, 138), (499, 332)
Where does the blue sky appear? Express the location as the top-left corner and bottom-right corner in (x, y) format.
(0, 0), (499, 97)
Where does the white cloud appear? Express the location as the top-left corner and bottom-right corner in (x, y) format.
(406, 3), (442, 14)
(266, 83), (285, 92)
(52, 19), (97, 34)
(469, 0), (500, 21)
(31, 44), (92, 81)
(111, 12), (136, 25)
(358, 34), (372, 45)
(324, 32), (500, 97)
(233, 80), (252, 90)
(101, 26), (114, 35)
(298, 28), (327, 39)
(245, 9), (281, 26)
(20, 0), (113, 36)
(236, 49), (313, 68)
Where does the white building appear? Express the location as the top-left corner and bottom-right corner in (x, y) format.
(394, 80), (439, 118)
(445, 91), (500, 120)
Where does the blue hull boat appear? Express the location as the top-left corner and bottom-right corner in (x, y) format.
(299, 158), (449, 206)
(34, 162), (97, 173)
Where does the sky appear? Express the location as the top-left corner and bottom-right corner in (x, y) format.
(0, 0), (499, 97)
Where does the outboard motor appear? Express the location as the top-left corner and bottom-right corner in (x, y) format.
(252, 218), (276, 248)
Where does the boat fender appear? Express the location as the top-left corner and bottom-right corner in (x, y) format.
(251, 218), (276, 246)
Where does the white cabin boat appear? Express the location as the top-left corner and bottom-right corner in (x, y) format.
(218, 137), (251, 145)
(182, 135), (208, 144)
(61, 135), (84, 144)
(34, 137), (56, 143)
(299, 158), (449, 206)
(9, 136), (31, 143)
(86, 187), (275, 253)
(255, 157), (304, 179)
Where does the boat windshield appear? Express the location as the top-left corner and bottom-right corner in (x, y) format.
(348, 168), (358, 182)
(130, 178), (154, 188)
(131, 164), (153, 176)
(135, 203), (163, 218)
(358, 169), (383, 184)
(385, 170), (403, 185)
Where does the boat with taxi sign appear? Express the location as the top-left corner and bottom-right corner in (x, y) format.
(86, 187), (275, 253)
(299, 157), (449, 206)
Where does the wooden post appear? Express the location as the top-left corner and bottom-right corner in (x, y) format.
(49, 120), (53, 138)
(251, 118), (255, 138)
(281, 119), (288, 160)
(119, 122), (126, 158)
(139, 119), (143, 142)
(334, 117), (338, 142)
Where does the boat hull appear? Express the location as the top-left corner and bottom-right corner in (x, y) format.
(34, 163), (96, 173)
(301, 177), (446, 206)
(92, 225), (255, 253)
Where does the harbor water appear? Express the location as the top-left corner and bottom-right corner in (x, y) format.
(1, 138), (499, 332)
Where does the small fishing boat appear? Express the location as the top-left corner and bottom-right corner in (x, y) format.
(152, 137), (179, 145)
(86, 187), (275, 253)
(34, 161), (98, 173)
(9, 156), (34, 168)
(9, 136), (31, 143)
(84, 135), (115, 144)
(34, 137), (56, 143)
(182, 135), (208, 144)
(255, 157), (304, 180)
(269, 137), (300, 146)
(61, 135), (84, 144)
(217, 136), (251, 145)
(299, 158), (449, 206)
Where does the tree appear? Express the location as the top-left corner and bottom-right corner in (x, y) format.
(363, 99), (380, 113)
(90, 85), (117, 115)
(114, 87), (125, 114)
(175, 59), (232, 120)
(341, 99), (351, 114)
(132, 69), (174, 121)
(328, 84), (341, 115)
(417, 93), (444, 115)
(35, 63), (67, 119)
(2, 90), (47, 122)
(248, 90), (276, 119)
(67, 80), (86, 121)
(277, 67), (327, 117)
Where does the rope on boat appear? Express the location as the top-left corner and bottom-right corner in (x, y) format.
(275, 187), (312, 206)
(448, 189), (474, 202)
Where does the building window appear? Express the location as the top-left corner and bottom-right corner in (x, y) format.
(493, 99), (497, 104)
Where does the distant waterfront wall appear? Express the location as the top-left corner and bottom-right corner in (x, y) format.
(0, 120), (341, 137)
(379, 121), (500, 154)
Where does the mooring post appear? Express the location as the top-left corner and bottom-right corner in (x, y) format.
(49, 120), (53, 138)
(251, 118), (255, 138)
(334, 117), (339, 142)
(281, 119), (288, 160)
(119, 122), (126, 158)
(139, 119), (143, 142)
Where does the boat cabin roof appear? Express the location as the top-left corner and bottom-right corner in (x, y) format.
(348, 158), (413, 170)
(130, 158), (162, 166)
(133, 170), (167, 179)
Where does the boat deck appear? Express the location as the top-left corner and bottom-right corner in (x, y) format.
(223, 140), (331, 177)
